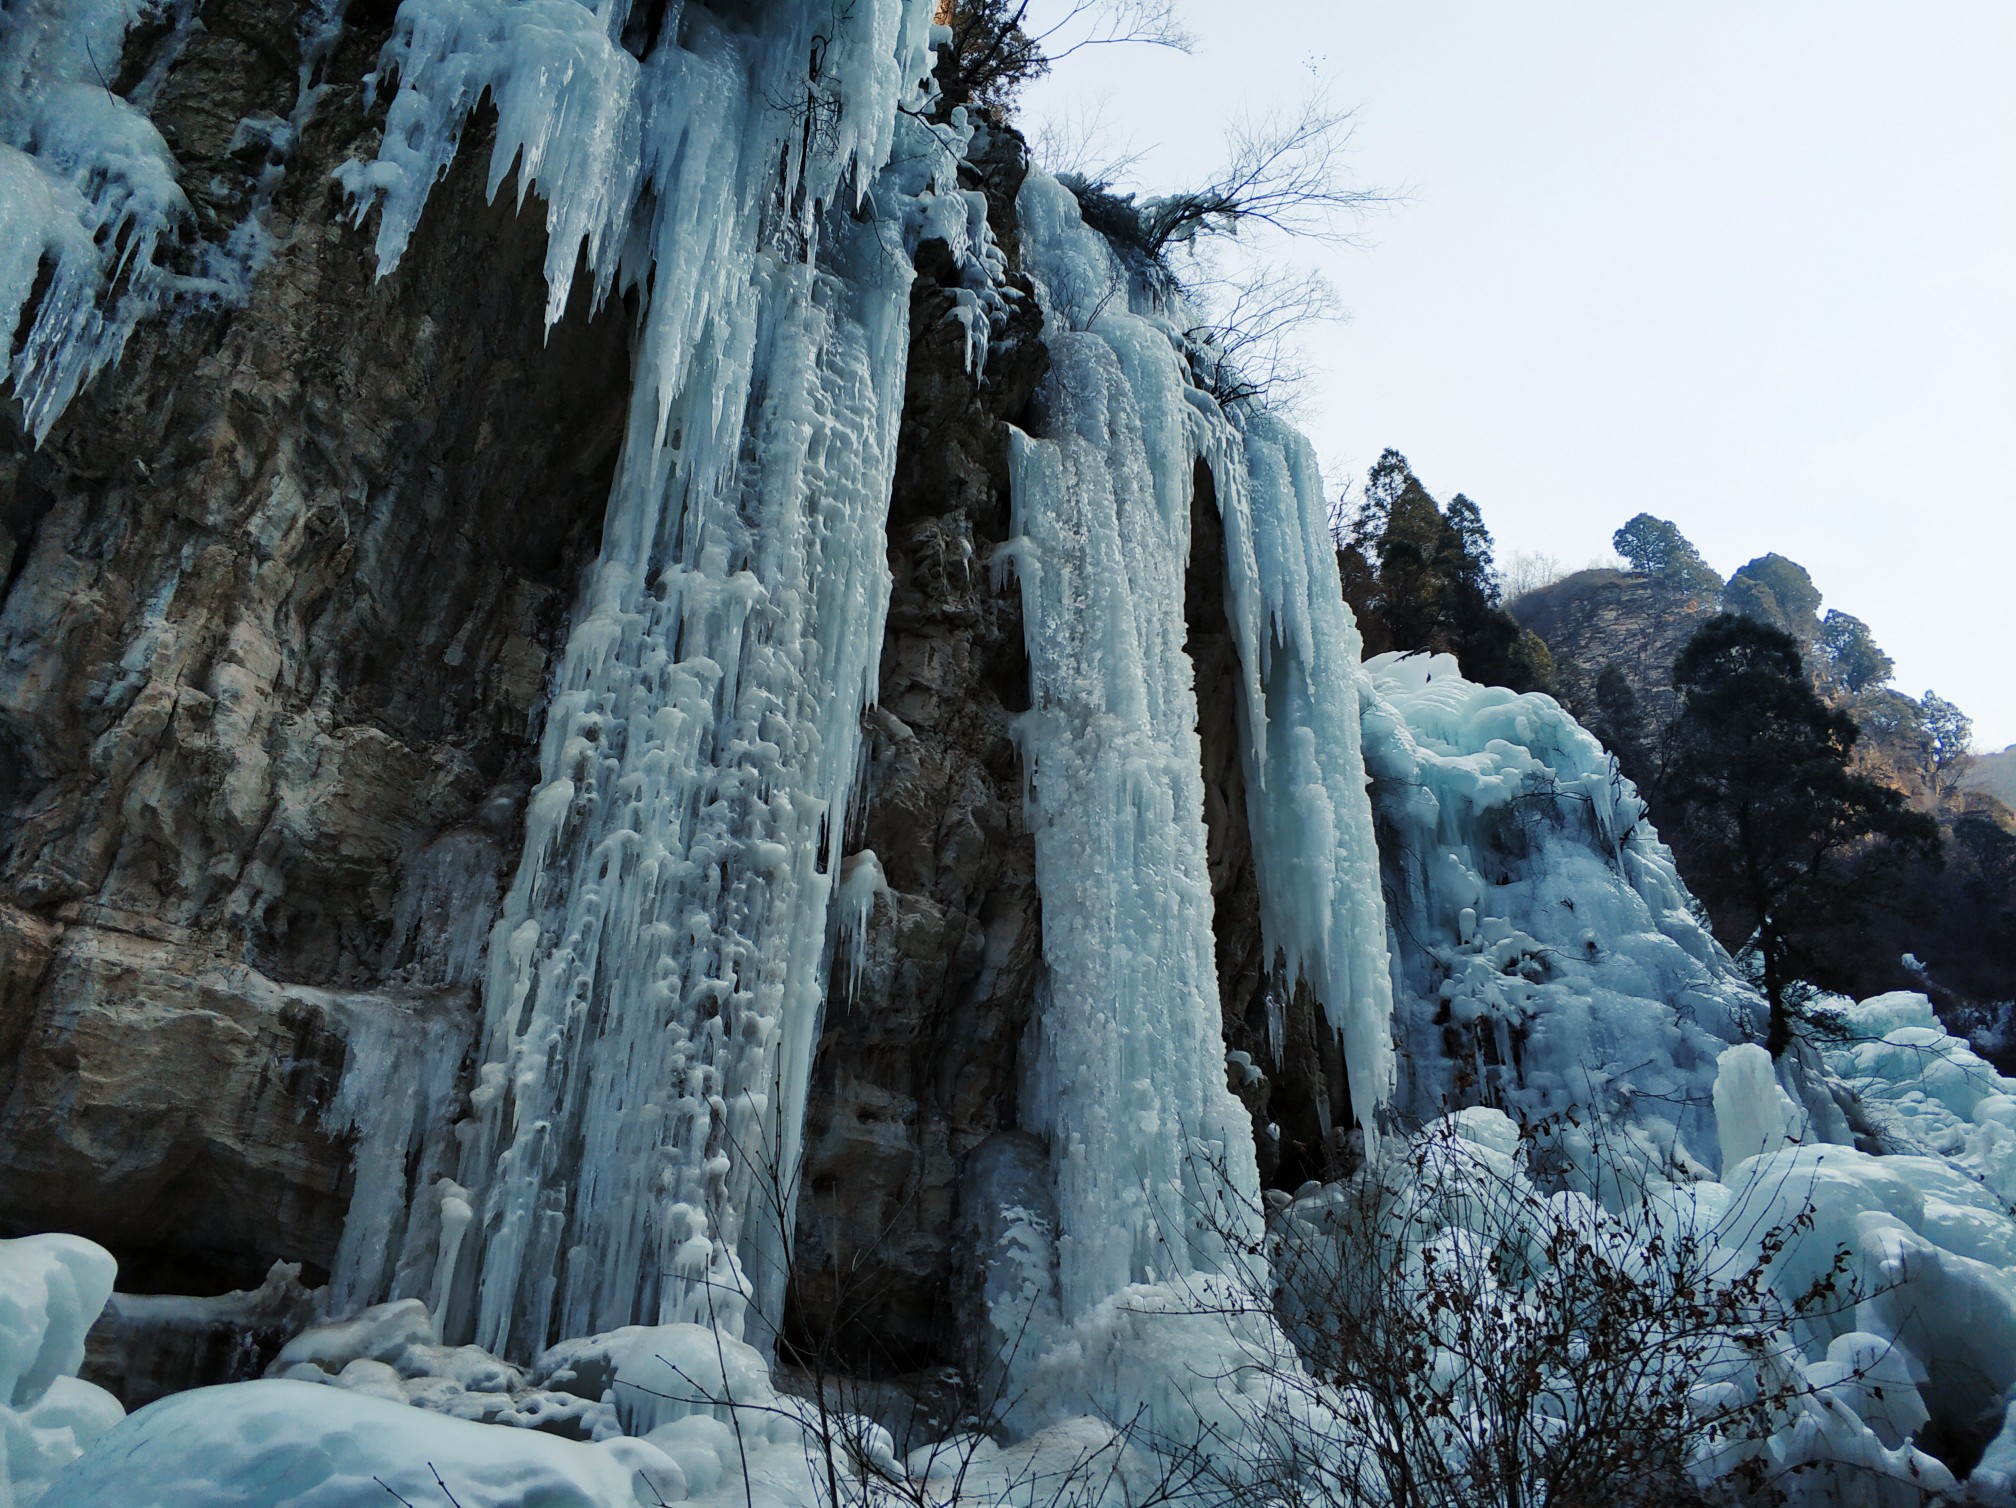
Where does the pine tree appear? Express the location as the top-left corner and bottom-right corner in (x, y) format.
(1611, 514), (1722, 596)
(1815, 610), (1893, 693)
(1336, 452), (1549, 692)
(1663, 615), (1941, 1054)
(1723, 554), (1822, 639)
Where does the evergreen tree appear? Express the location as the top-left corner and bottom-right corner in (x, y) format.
(1611, 514), (1722, 595)
(1349, 447), (1413, 559)
(1815, 609), (1893, 693)
(1443, 493), (1500, 604)
(1723, 554), (1822, 639)
(931, 0), (1047, 109)
(1587, 663), (1652, 790)
(1919, 692), (1974, 799)
(1663, 615), (1940, 1054)
(1335, 452), (1550, 692)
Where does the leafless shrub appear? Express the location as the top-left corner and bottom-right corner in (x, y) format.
(1136, 92), (1391, 258)
(1182, 262), (1342, 413)
(1111, 1115), (1933, 1508)
(934, 0), (1192, 112)
(1502, 551), (1569, 602)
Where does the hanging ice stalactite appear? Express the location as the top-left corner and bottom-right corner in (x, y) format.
(328, 0), (945, 1359)
(1002, 167), (1396, 1341)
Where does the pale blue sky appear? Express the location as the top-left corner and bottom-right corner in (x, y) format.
(1019, 2), (2016, 747)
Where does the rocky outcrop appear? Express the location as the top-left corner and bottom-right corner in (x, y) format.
(0, 3), (628, 1300)
(787, 123), (1048, 1377)
(1508, 568), (1717, 742)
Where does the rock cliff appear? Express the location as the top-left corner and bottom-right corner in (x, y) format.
(1, 0), (624, 1352)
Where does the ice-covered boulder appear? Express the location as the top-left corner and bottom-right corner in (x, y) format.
(44, 1379), (679, 1508)
(0, 1235), (125, 1505)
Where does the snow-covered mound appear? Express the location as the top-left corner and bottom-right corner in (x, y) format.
(1363, 651), (1763, 1170)
(0, 1236), (124, 1505)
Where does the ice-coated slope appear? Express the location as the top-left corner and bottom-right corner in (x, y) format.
(1358, 655), (2016, 1498)
(1362, 650), (1757, 1171)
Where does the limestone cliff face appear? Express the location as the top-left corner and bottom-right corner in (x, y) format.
(0, 4), (628, 1302)
(1508, 568), (1717, 743)
(0, 6), (1324, 1404)
(788, 125), (1047, 1376)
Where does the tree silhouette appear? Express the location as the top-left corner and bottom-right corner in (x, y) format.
(1339, 452), (1551, 692)
(1663, 615), (1940, 1054)
(1815, 609), (1893, 693)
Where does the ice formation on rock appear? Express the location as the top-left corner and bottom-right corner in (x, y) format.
(1362, 651), (1757, 1171)
(19, 0), (2016, 1500)
(1002, 166), (1395, 1340)
(0, 0), (188, 439)
(1357, 657), (2016, 1499)
(322, 0), (966, 1359)
(0, 0), (351, 440)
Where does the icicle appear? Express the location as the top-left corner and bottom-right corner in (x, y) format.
(0, 0), (363, 439)
(835, 848), (888, 998)
(328, 0), (941, 1359)
(0, 0), (187, 440)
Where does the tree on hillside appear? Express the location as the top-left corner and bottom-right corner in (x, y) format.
(1338, 451), (1551, 692)
(1585, 663), (1654, 792)
(1919, 692), (1974, 800)
(932, 0), (1192, 110)
(1663, 615), (1941, 1055)
(1723, 553), (1822, 639)
(1815, 609), (1893, 693)
(1611, 514), (1722, 596)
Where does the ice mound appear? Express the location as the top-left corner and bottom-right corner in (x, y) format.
(44, 1379), (675, 1508)
(1363, 651), (1758, 1172)
(0, 1235), (125, 1505)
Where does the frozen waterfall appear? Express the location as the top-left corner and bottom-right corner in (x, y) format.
(327, 0), (943, 1358)
(1002, 167), (1394, 1327)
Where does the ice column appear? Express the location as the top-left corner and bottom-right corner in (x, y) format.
(1007, 354), (1264, 1317)
(1005, 168), (1397, 1321)
(337, 0), (936, 1358)
(1200, 406), (1396, 1131)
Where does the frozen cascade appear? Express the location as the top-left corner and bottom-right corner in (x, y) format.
(1003, 167), (1394, 1327)
(1, 0), (354, 442)
(327, 0), (944, 1358)
(1360, 650), (1759, 1168)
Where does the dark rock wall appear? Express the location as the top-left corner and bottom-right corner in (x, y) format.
(0, 6), (628, 1295)
(787, 125), (1048, 1376)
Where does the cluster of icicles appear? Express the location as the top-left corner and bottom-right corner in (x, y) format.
(2, 0), (1394, 1418)
(306, 0), (1399, 1371)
